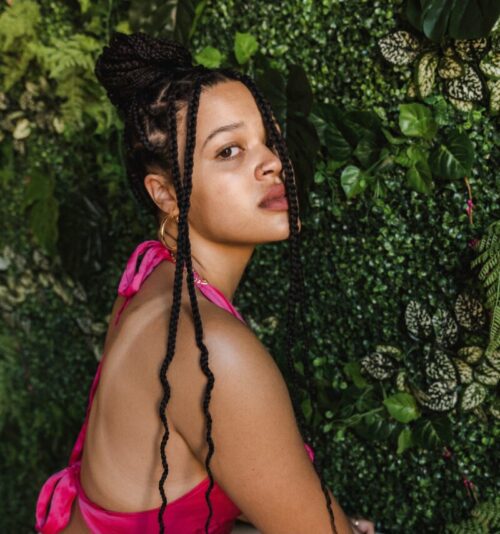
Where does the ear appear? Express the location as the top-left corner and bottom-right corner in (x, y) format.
(144, 173), (178, 214)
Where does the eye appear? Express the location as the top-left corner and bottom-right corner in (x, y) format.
(216, 144), (242, 160)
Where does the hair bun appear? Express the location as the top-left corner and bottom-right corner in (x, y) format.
(94, 31), (193, 115)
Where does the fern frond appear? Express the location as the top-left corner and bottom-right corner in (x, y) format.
(0, 0), (41, 51)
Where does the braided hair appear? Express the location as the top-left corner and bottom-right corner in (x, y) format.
(94, 31), (338, 534)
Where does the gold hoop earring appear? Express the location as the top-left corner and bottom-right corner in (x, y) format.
(158, 213), (179, 258)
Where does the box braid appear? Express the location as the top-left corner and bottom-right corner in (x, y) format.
(94, 32), (338, 534)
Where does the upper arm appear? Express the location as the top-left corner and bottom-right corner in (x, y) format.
(177, 313), (352, 534)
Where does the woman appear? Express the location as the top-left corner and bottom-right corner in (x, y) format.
(35, 32), (375, 534)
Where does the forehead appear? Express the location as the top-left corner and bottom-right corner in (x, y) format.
(196, 80), (263, 134)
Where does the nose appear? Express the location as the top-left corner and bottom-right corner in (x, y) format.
(255, 145), (283, 182)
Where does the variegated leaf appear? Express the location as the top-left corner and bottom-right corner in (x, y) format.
(425, 348), (457, 386)
(485, 349), (500, 372)
(454, 39), (488, 61)
(448, 96), (475, 111)
(488, 79), (500, 114)
(406, 80), (417, 98)
(490, 398), (500, 419)
(396, 370), (408, 391)
(374, 344), (403, 361)
(432, 307), (459, 349)
(415, 52), (438, 98)
(452, 358), (474, 384)
(421, 381), (458, 411)
(405, 300), (433, 340)
(454, 292), (486, 331)
(378, 31), (421, 66)
(457, 346), (484, 364)
(360, 351), (398, 380)
(446, 65), (485, 102)
(480, 50), (500, 79)
(437, 56), (464, 80)
(474, 361), (500, 386)
(461, 382), (487, 411)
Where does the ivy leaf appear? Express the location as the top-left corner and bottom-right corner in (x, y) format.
(340, 165), (370, 199)
(234, 32), (258, 65)
(194, 46), (223, 68)
(399, 103), (437, 140)
(383, 392), (420, 423)
(429, 129), (474, 179)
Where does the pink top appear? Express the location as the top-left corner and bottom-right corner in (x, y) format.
(35, 239), (315, 533)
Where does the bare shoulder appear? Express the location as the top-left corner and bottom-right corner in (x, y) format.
(170, 301), (353, 533)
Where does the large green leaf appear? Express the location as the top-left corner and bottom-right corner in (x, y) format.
(340, 165), (370, 199)
(429, 129), (474, 179)
(309, 102), (352, 162)
(399, 103), (437, 140)
(412, 415), (453, 449)
(254, 63), (287, 127)
(352, 411), (397, 442)
(405, 0), (500, 41)
(383, 392), (420, 423)
(286, 113), (320, 215)
(406, 159), (433, 194)
(286, 64), (314, 116)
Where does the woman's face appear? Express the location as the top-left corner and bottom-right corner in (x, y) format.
(174, 79), (299, 246)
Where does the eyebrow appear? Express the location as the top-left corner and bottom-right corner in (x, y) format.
(202, 121), (245, 150)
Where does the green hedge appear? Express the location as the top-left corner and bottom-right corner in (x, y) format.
(1, 1), (498, 532)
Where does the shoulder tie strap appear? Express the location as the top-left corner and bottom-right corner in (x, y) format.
(115, 240), (246, 325)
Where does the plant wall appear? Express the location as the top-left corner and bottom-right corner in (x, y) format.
(0, 1), (498, 532)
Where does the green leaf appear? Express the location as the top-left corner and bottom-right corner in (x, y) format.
(301, 397), (313, 424)
(255, 65), (287, 126)
(397, 427), (414, 454)
(399, 103), (437, 140)
(286, 64), (314, 116)
(429, 129), (474, 179)
(309, 103), (352, 161)
(489, 79), (500, 114)
(286, 113), (320, 215)
(383, 392), (420, 423)
(409, 0), (500, 41)
(352, 411), (396, 442)
(194, 46), (223, 68)
(343, 361), (369, 388)
(234, 32), (258, 65)
(413, 416), (453, 449)
(353, 137), (381, 168)
(406, 159), (433, 194)
(29, 195), (59, 256)
(23, 170), (54, 209)
(340, 165), (370, 199)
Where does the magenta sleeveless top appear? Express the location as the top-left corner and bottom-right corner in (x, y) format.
(35, 239), (315, 533)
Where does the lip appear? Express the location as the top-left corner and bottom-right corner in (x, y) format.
(259, 183), (287, 209)
(260, 196), (289, 210)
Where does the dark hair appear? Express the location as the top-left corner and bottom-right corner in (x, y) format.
(94, 31), (338, 534)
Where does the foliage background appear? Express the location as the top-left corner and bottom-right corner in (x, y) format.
(0, 1), (498, 533)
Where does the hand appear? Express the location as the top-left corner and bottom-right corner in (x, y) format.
(348, 516), (375, 534)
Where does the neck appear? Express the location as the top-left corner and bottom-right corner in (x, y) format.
(185, 233), (255, 302)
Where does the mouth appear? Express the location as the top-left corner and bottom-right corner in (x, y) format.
(259, 196), (289, 210)
(258, 183), (289, 211)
